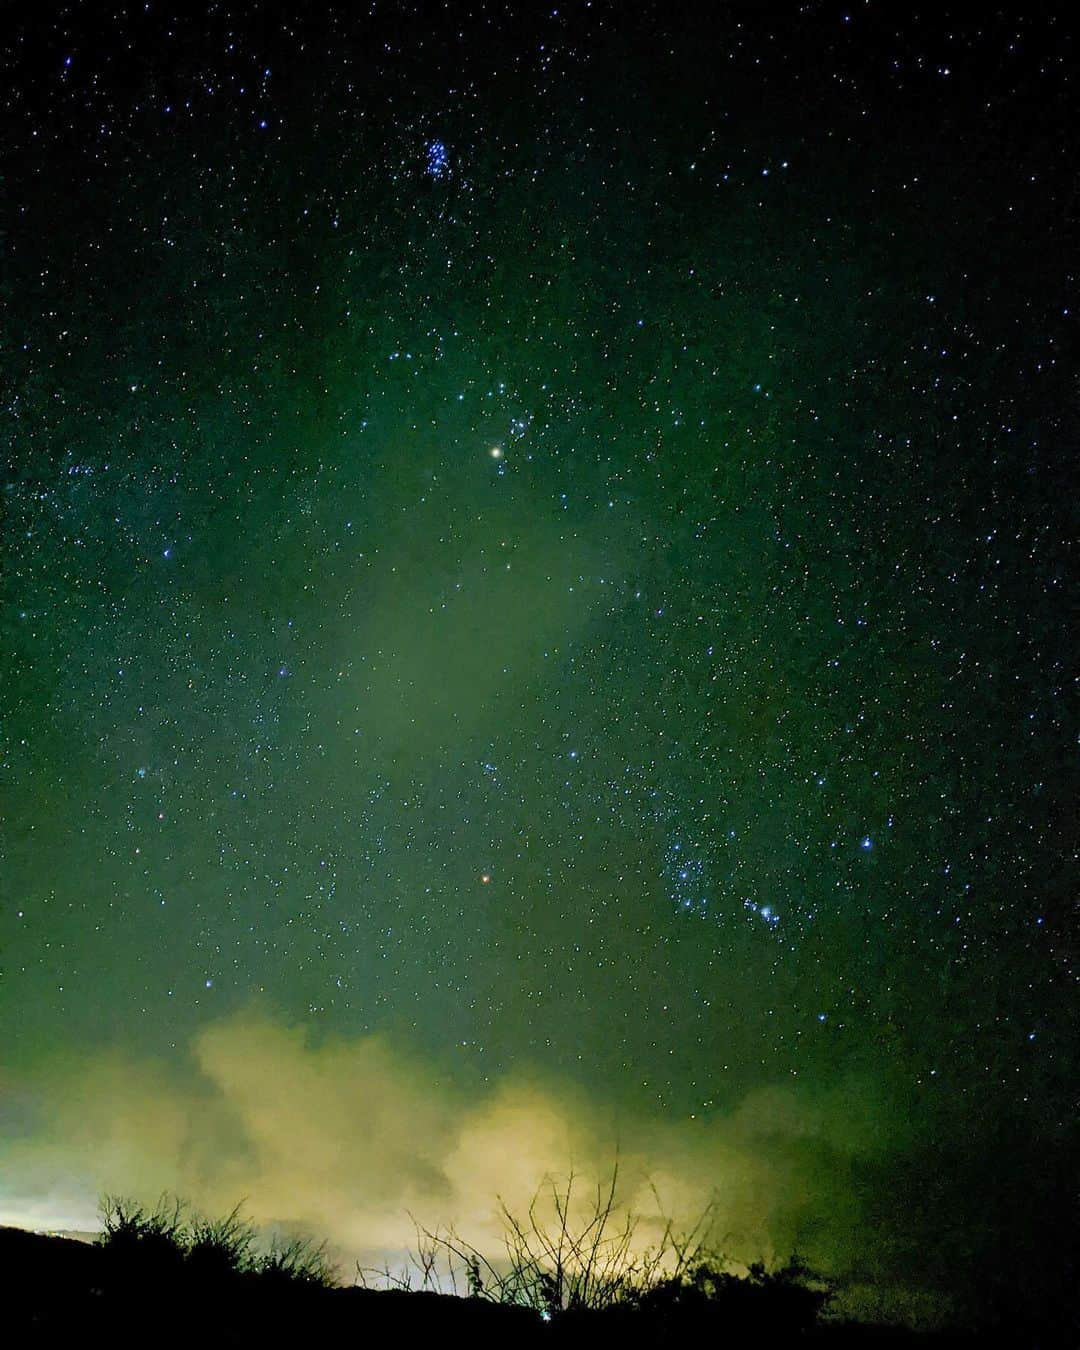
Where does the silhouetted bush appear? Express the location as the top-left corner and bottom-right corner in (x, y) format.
(626, 1254), (832, 1338)
(257, 1231), (335, 1288)
(96, 1194), (336, 1294)
(98, 1193), (190, 1288)
(186, 1203), (258, 1284)
(5, 1203), (1022, 1349)
(363, 1163), (834, 1343)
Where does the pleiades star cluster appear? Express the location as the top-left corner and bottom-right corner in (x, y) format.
(1, 0), (1075, 1323)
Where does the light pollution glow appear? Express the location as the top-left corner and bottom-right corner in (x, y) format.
(0, 1007), (943, 1321)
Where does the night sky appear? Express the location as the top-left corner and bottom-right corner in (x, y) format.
(1, 0), (1076, 1328)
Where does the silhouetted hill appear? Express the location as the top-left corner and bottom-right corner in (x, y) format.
(2, 1224), (543, 1347)
(0, 1224), (992, 1350)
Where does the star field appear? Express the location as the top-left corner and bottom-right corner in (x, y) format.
(1, 0), (1076, 1320)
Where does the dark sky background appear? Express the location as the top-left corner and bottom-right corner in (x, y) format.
(1, 0), (1076, 1329)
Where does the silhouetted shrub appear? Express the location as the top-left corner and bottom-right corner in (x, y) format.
(361, 1164), (712, 1314)
(257, 1232), (336, 1288)
(186, 1203), (258, 1285)
(98, 1194), (190, 1288)
(367, 1164), (833, 1341)
(630, 1254), (832, 1336)
(96, 1194), (335, 1295)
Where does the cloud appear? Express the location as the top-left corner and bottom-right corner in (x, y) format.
(1, 1009), (895, 1286)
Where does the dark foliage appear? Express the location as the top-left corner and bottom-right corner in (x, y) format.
(637, 1256), (832, 1332)
(1, 1194), (1067, 1349)
(560, 1256), (832, 1347)
(96, 1194), (335, 1291)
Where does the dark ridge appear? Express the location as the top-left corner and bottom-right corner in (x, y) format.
(1, 1223), (993, 1350)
